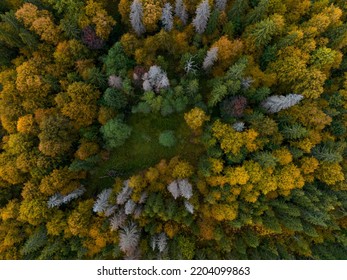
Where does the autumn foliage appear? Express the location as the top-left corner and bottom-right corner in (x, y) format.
(0, 0), (346, 260)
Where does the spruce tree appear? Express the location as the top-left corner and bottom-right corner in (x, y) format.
(192, 0), (211, 35)
(161, 3), (173, 32)
(175, 0), (188, 25)
(119, 222), (141, 257)
(125, 199), (136, 215)
(215, 0), (228, 11)
(130, 0), (145, 36)
(21, 226), (48, 256)
(93, 188), (113, 214)
(261, 94), (304, 113)
(110, 210), (127, 231)
(203, 47), (219, 70)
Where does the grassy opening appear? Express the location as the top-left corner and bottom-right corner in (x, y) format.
(87, 112), (204, 191)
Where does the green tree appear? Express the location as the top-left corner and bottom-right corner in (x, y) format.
(100, 118), (132, 149)
(159, 130), (176, 147)
(104, 42), (134, 76)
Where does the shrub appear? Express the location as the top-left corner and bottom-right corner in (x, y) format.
(159, 130), (176, 147)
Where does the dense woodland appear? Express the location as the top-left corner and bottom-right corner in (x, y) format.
(0, 0), (346, 260)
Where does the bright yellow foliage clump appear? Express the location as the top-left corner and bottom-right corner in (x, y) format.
(17, 115), (36, 134)
(243, 161), (264, 184)
(171, 160), (194, 179)
(240, 184), (260, 203)
(206, 175), (228, 187)
(225, 166), (250, 186)
(0, 200), (19, 221)
(275, 164), (305, 194)
(212, 120), (259, 155)
(145, 167), (160, 183)
(82, 0), (116, 39)
(16, 58), (51, 97)
(16, 3), (62, 44)
(210, 203), (238, 221)
(67, 199), (93, 237)
(316, 163), (345, 185)
(300, 157), (319, 174)
(143, 0), (162, 32)
(184, 107), (210, 132)
(209, 158), (224, 174)
(291, 138), (315, 153)
(254, 169), (278, 195)
(46, 210), (66, 236)
(273, 148), (293, 165)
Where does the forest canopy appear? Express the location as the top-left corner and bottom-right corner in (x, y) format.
(0, 0), (346, 260)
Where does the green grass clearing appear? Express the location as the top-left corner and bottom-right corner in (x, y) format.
(87, 112), (204, 192)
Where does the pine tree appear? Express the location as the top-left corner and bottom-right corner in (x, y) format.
(261, 213), (282, 233)
(167, 180), (180, 199)
(175, 0), (188, 25)
(215, 0), (228, 12)
(281, 124), (308, 139)
(104, 205), (117, 217)
(254, 151), (277, 168)
(104, 42), (134, 76)
(48, 186), (86, 208)
(184, 56), (198, 74)
(117, 180), (133, 205)
(203, 47), (219, 70)
(192, 0), (211, 34)
(103, 88), (128, 109)
(205, 8), (220, 35)
(62, 186), (86, 204)
(151, 235), (157, 250)
(119, 222), (140, 257)
(184, 200), (194, 214)
(243, 229), (259, 248)
(208, 83), (227, 107)
(178, 179), (193, 199)
(93, 188), (112, 214)
(162, 3), (173, 32)
(241, 77), (254, 89)
(21, 226), (47, 256)
(156, 232), (168, 253)
(233, 122), (245, 132)
(108, 75), (123, 90)
(125, 199), (136, 215)
(312, 142), (345, 163)
(130, 0), (145, 36)
(139, 192), (148, 204)
(249, 17), (281, 48)
(47, 193), (64, 208)
(110, 210), (127, 231)
(133, 205), (143, 218)
(143, 65), (170, 93)
(261, 94), (304, 113)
